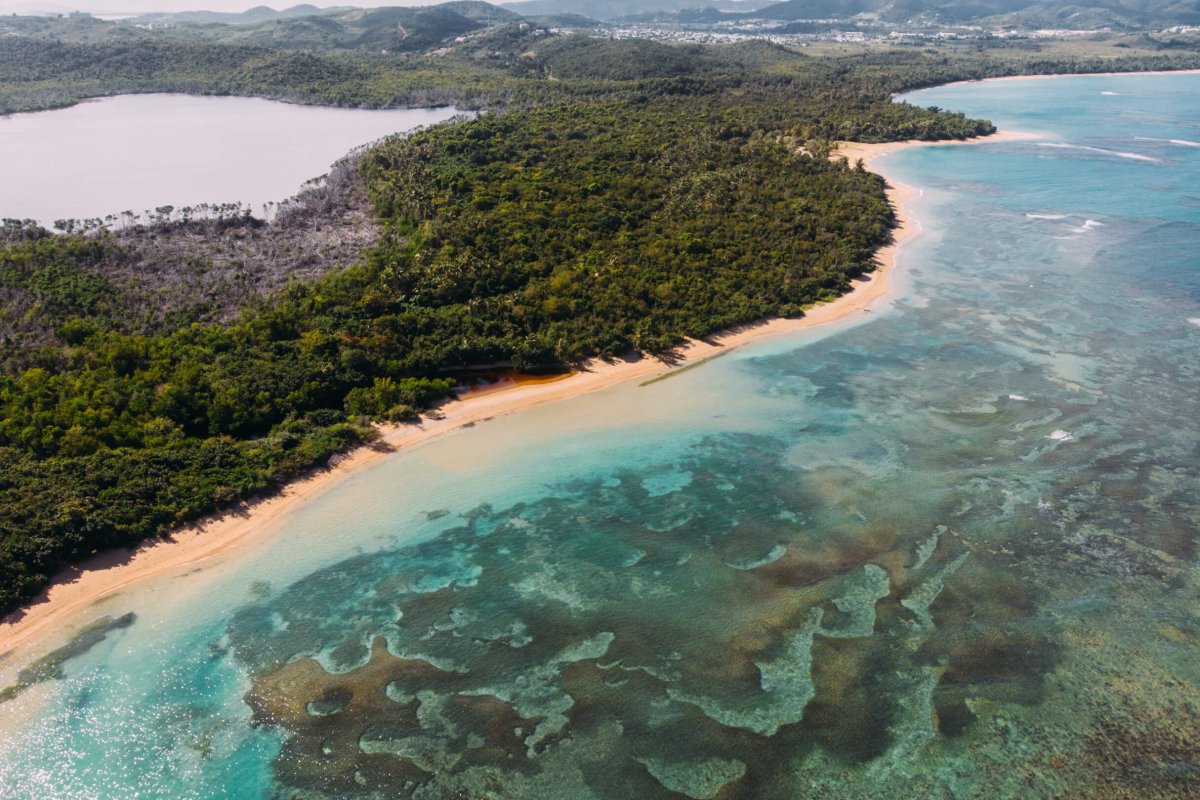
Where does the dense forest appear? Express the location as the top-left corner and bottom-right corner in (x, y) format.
(0, 7), (1198, 614)
(4, 12), (1200, 116)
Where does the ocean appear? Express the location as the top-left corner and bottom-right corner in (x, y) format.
(1, 72), (1197, 799)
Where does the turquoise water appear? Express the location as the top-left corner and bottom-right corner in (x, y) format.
(2, 73), (1199, 798)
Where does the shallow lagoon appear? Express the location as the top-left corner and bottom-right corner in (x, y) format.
(1, 74), (1198, 798)
(0, 94), (459, 226)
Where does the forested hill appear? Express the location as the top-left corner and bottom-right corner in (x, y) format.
(0, 4), (511, 53)
(723, 0), (1200, 26)
(585, 0), (1200, 27)
(125, 5), (356, 26)
(499, 0), (764, 19)
(1, 18), (1199, 616)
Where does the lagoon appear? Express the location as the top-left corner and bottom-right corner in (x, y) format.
(0, 94), (460, 227)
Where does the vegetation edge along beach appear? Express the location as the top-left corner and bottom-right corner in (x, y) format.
(0, 258), (898, 667)
(2, 17), (1200, 646)
(0, 128), (1034, 669)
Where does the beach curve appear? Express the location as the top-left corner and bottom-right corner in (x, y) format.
(0, 129), (1027, 682)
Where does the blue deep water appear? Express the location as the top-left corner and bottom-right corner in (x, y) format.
(1, 73), (1198, 799)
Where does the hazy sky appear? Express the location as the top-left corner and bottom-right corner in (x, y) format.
(0, 0), (455, 13)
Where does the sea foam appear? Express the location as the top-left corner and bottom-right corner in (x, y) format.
(1025, 213), (1067, 220)
(1072, 219), (1105, 234)
(1134, 136), (1200, 148)
(1037, 142), (1160, 163)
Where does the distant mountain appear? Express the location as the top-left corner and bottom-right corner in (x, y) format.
(10, 0), (1195, 41)
(0, 2), (540, 51)
(698, 0), (1200, 28)
(128, 5), (351, 26)
(122, 3), (522, 53)
(124, 2), (519, 29)
(437, 0), (525, 22)
(0, 2), (76, 13)
(500, 0), (768, 22)
(521, 11), (605, 26)
(982, 0), (1200, 28)
(741, 0), (873, 19)
(326, 5), (488, 50)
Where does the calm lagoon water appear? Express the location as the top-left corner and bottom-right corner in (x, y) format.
(0, 94), (460, 226)
(1, 74), (1198, 798)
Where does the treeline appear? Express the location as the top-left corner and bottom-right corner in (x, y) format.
(5, 29), (1200, 117)
(824, 48), (1200, 94)
(0, 87), (907, 612)
(357, 98), (897, 363)
(0, 38), (535, 115)
(0, 222), (460, 608)
(1, 156), (382, 352)
(1, 27), (1196, 613)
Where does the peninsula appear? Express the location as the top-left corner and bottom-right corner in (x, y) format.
(1, 1), (1198, 629)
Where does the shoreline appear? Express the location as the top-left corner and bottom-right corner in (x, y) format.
(0, 129), (974, 672)
(833, 128), (1041, 165)
(938, 67), (1200, 88)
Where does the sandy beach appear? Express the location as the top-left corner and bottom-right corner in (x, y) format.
(0, 129), (1021, 672)
(834, 128), (1041, 165)
(939, 67), (1200, 88)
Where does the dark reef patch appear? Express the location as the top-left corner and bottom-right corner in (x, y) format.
(226, 434), (1074, 798)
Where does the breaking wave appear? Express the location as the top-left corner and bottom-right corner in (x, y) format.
(1134, 136), (1200, 148)
(1037, 142), (1160, 163)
